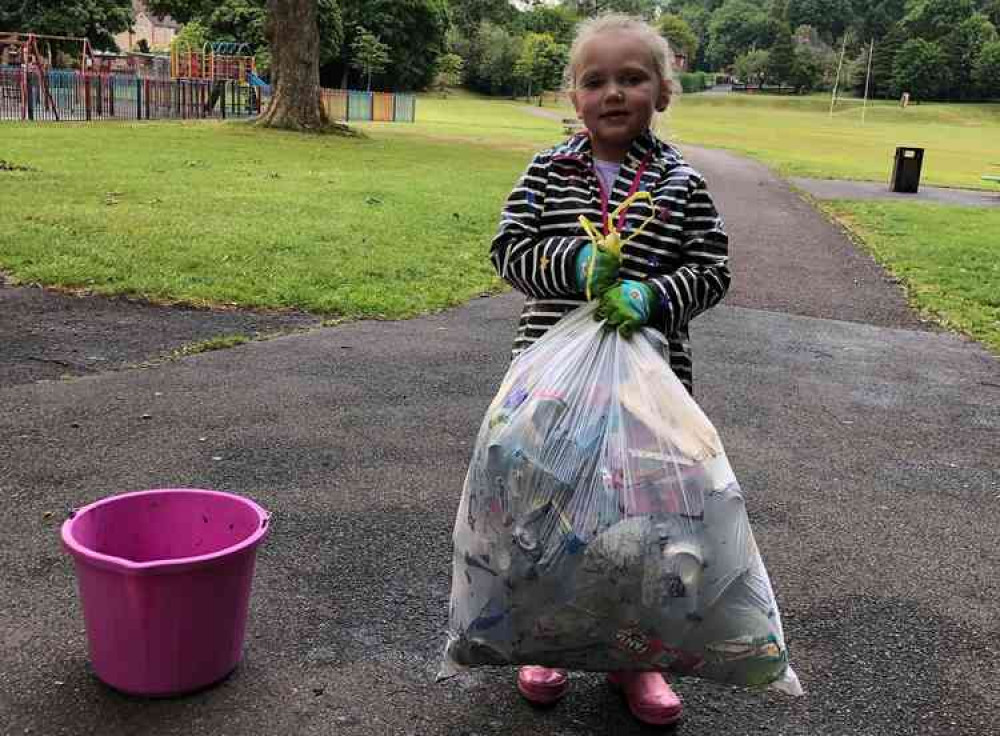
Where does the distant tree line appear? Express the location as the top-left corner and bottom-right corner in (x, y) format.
(4, 0), (997, 99)
(668, 0), (1000, 100)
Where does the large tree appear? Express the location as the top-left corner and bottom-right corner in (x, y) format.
(973, 38), (1000, 95)
(0, 0), (133, 50)
(658, 13), (699, 63)
(706, 0), (776, 68)
(676, 1), (712, 69)
(258, 0), (333, 130)
(447, 0), (514, 38)
(516, 4), (579, 45)
(733, 47), (769, 83)
(790, 43), (824, 90)
(893, 37), (949, 100)
(983, 0), (1000, 26)
(869, 23), (906, 97)
(514, 31), (567, 103)
(944, 12), (997, 98)
(767, 22), (797, 84)
(476, 21), (522, 94)
(787, 0), (854, 42)
(902, 0), (976, 39)
(850, 0), (907, 40)
(147, 0), (342, 76)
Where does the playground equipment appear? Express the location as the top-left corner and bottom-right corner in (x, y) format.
(0, 30), (410, 124)
(0, 32), (93, 121)
(169, 40), (264, 115)
(170, 41), (257, 82)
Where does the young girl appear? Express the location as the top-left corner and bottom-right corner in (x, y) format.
(489, 13), (731, 726)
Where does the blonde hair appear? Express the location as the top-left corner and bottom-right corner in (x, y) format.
(563, 13), (678, 100)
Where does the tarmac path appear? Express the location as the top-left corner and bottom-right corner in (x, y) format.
(1, 146), (998, 736)
(790, 177), (999, 207)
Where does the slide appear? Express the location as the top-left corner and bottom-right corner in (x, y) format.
(247, 71), (269, 88)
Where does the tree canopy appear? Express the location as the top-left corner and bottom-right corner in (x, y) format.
(0, 0), (133, 49)
(33, 0), (997, 100)
(658, 13), (699, 62)
(669, 0), (1000, 99)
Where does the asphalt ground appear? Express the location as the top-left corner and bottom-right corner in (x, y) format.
(790, 177), (1000, 207)
(1, 146), (998, 736)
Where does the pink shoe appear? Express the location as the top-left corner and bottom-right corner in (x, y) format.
(608, 671), (683, 726)
(517, 665), (569, 705)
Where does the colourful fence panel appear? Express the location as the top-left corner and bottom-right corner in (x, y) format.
(372, 92), (394, 122)
(347, 91), (371, 121)
(393, 94), (416, 123)
(320, 89), (347, 121)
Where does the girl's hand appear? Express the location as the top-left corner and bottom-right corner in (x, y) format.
(596, 280), (655, 338)
(575, 243), (620, 299)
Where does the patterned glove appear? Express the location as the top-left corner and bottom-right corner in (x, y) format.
(596, 280), (657, 338)
(575, 243), (620, 299)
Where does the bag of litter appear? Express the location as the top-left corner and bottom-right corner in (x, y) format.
(441, 303), (801, 694)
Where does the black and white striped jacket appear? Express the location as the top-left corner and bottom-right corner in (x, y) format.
(490, 130), (730, 393)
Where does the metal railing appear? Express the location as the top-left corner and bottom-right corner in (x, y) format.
(0, 68), (416, 124)
(0, 68), (260, 121)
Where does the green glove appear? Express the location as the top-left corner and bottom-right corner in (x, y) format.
(575, 243), (619, 299)
(596, 280), (656, 338)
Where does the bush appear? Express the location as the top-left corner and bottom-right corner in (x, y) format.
(678, 71), (715, 93)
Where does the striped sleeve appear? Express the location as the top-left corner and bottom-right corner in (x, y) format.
(490, 154), (587, 299)
(647, 174), (731, 335)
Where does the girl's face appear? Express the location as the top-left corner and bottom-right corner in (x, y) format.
(569, 30), (671, 163)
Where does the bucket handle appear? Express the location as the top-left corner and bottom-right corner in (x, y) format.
(261, 513), (270, 529)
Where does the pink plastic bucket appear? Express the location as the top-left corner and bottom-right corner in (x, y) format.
(61, 488), (270, 696)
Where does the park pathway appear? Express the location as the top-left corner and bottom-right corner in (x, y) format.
(1, 143), (997, 736)
(791, 176), (999, 206)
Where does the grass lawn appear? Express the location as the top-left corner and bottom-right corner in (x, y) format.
(0, 120), (524, 318)
(822, 201), (1000, 352)
(664, 94), (1000, 191)
(393, 92), (565, 150)
(0, 92), (997, 353)
(416, 91), (1000, 191)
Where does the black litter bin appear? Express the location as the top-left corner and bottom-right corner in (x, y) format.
(890, 147), (924, 193)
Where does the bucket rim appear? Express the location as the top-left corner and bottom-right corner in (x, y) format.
(60, 488), (270, 574)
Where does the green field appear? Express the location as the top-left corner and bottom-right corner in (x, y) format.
(666, 93), (1000, 190)
(821, 200), (999, 350)
(0, 92), (997, 352)
(409, 91), (1000, 190)
(0, 120), (520, 317)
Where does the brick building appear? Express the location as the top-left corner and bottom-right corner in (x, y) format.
(114, 0), (180, 52)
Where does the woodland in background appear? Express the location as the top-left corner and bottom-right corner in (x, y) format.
(2, 0), (998, 100)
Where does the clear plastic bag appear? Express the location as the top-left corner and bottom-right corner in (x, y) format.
(441, 303), (801, 695)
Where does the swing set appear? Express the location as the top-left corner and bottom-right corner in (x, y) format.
(0, 31), (93, 121)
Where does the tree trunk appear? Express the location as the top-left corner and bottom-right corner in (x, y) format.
(259, 0), (336, 131)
